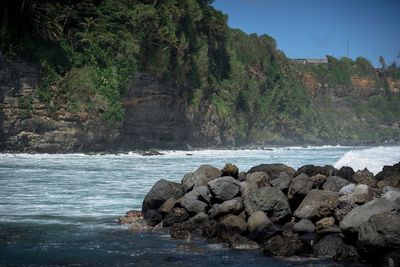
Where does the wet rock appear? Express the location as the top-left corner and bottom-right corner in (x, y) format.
(209, 197), (243, 219)
(208, 176), (241, 202)
(117, 210), (146, 227)
(181, 164), (222, 193)
(270, 172), (293, 192)
(337, 166), (355, 181)
(247, 163), (295, 179)
(288, 174), (326, 208)
(221, 163), (239, 179)
(163, 207), (189, 227)
(201, 220), (219, 239)
(340, 197), (399, 233)
(181, 192), (208, 215)
(262, 234), (304, 256)
(244, 186), (291, 223)
(315, 217), (335, 230)
(293, 219), (316, 233)
(227, 234), (260, 250)
(322, 176), (351, 192)
(339, 184), (374, 206)
(294, 189), (339, 220)
(248, 221), (281, 245)
(313, 234), (359, 260)
(353, 168), (376, 187)
(295, 165), (338, 177)
(143, 209), (163, 227)
(142, 179), (183, 213)
(358, 213), (400, 248)
(219, 215), (248, 235)
(334, 201), (353, 222)
(170, 223), (198, 239)
(247, 211), (271, 232)
(376, 162), (400, 188)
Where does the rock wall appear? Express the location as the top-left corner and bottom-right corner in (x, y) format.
(0, 54), (119, 152)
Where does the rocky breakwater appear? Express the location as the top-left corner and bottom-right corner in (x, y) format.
(119, 162), (400, 265)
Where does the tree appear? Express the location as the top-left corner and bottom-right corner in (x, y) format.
(379, 56), (387, 69)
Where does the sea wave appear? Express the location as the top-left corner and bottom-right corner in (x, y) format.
(334, 146), (400, 174)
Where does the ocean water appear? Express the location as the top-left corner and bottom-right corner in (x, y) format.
(0, 146), (399, 266)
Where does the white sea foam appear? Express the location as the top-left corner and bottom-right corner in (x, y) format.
(334, 146), (400, 174)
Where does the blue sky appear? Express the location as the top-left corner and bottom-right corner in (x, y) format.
(213, 0), (400, 67)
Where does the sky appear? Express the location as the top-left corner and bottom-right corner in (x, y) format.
(213, 0), (400, 67)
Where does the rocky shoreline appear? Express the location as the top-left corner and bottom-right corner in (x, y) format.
(119, 162), (400, 266)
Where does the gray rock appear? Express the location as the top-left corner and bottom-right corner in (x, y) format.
(247, 163), (295, 179)
(221, 163), (239, 179)
(208, 176), (241, 202)
(247, 211), (271, 232)
(339, 183), (355, 195)
(315, 217), (335, 230)
(358, 213), (400, 247)
(238, 171), (247, 182)
(295, 165), (338, 177)
(181, 197), (208, 214)
(158, 197), (177, 214)
(340, 197), (399, 232)
(313, 234), (358, 260)
(270, 172), (293, 192)
(339, 184), (374, 206)
(288, 174), (326, 206)
(181, 164), (222, 193)
(219, 215), (248, 234)
(143, 209), (162, 227)
(382, 188), (400, 203)
(323, 176), (351, 192)
(142, 179), (183, 213)
(337, 166), (355, 181)
(293, 219), (316, 233)
(245, 171), (271, 189)
(244, 186), (291, 222)
(227, 234), (260, 250)
(294, 189), (339, 220)
(209, 197), (243, 219)
(248, 221), (281, 245)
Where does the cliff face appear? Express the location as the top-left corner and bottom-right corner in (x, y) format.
(0, 55), (119, 152)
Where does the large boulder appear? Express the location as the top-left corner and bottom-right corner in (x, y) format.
(244, 186), (291, 222)
(339, 184), (374, 206)
(219, 215), (248, 235)
(313, 234), (359, 260)
(358, 213), (400, 248)
(294, 189), (339, 220)
(247, 163), (295, 179)
(181, 164), (222, 193)
(337, 166), (355, 181)
(247, 211), (270, 232)
(209, 197), (243, 219)
(322, 176), (351, 192)
(353, 168), (376, 187)
(248, 221), (281, 245)
(288, 174), (326, 207)
(295, 165), (338, 177)
(208, 176), (241, 202)
(143, 209), (162, 227)
(376, 162), (400, 188)
(270, 172), (293, 192)
(245, 172), (271, 189)
(180, 186), (210, 214)
(142, 179), (183, 213)
(340, 197), (399, 233)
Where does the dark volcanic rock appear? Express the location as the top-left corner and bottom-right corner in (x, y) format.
(247, 211), (270, 232)
(288, 174), (326, 208)
(245, 172), (271, 188)
(209, 197), (243, 219)
(219, 215), (248, 235)
(322, 176), (351, 192)
(313, 234), (359, 260)
(248, 163), (295, 179)
(244, 186), (291, 223)
(270, 172), (293, 192)
(293, 219), (316, 233)
(358, 213), (400, 248)
(262, 234), (304, 256)
(295, 165), (338, 177)
(221, 163), (239, 179)
(142, 179), (183, 213)
(208, 176), (241, 202)
(181, 165), (222, 193)
(163, 207), (190, 227)
(294, 189), (339, 220)
(337, 166), (355, 181)
(248, 221), (281, 245)
(143, 209), (162, 227)
(376, 162), (400, 188)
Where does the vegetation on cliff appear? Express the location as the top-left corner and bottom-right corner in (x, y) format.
(1, 0), (399, 146)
